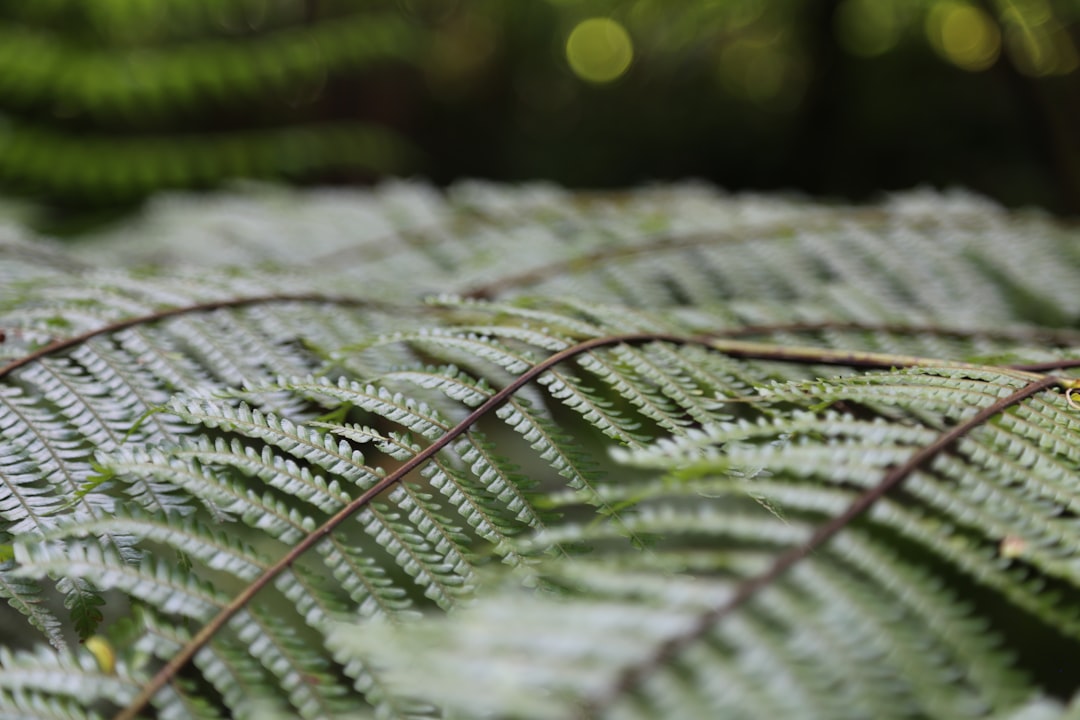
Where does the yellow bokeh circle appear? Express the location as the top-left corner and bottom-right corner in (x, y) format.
(566, 18), (634, 83)
(926, 1), (1001, 72)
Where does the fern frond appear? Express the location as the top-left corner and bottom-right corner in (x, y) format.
(0, 645), (140, 709)
(5, 184), (1080, 719)
(108, 444), (314, 544)
(0, 2), (423, 203)
(322, 333), (1080, 718)
(329, 525), (1033, 720)
(356, 501), (469, 610)
(286, 375), (552, 531)
(16, 542), (225, 621)
(0, 13), (419, 119)
(41, 507), (267, 583)
(229, 607), (351, 719)
(0, 687), (104, 720)
(169, 396), (377, 489)
(311, 539), (410, 619)
(172, 435), (354, 515)
(0, 561), (66, 650)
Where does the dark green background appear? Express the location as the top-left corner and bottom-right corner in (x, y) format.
(1, 0), (1078, 225)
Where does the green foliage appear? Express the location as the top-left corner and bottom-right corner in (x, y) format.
(4, 1), (1079, 214)
(2, 183), (1080, 718)
(0, 1), (422, 206)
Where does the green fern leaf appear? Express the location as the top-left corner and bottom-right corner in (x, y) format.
(3, 183), (1080, 719)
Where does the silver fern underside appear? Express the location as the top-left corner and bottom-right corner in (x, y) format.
(0, 182), (1079, 719)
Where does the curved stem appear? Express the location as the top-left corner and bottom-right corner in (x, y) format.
(0, 293), (385, 380)
(112, 331), (1072, 719)
(581, 373), (1061, 716)
(112, 333), (682, 720)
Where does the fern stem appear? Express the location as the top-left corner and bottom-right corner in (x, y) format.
(0, 293), (381, 379)
(581, 373), (1062, 717)
(456, 209), (952, 301)
(112, 332), (682, 720)
(715, 320), (1080, 347)
(705, 337), (1055, 381)
(1007, 358), (1080, 372)
(458, 225), (861, 300)
(113, 331), (1075, 719)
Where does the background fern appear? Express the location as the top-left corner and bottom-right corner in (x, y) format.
(2, 184), (1080, 718)
(4, 1), (1079, 219)
(0, 0), (422, 209)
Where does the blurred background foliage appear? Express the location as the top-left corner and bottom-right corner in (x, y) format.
(1, 0), (1078, 230)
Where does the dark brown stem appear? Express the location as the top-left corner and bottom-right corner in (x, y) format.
(580, 374), (1060, 716)
(0, 293), (383, 381)
(112, 332), (687, 720)
(716, 320), (1080, 347)
(459, 215), (880, 301)
(105, 328), (1068, 718)
(461, 232), (733, 300)
(1008, 358), (1080, 372)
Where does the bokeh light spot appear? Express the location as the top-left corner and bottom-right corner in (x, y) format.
(926, 1), (1000, 72)
(835, 0), (902, 58)
(1001, 0), (1052, 28)
(1004, 21), (1079, 76)
(566, 18), (634, 84)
